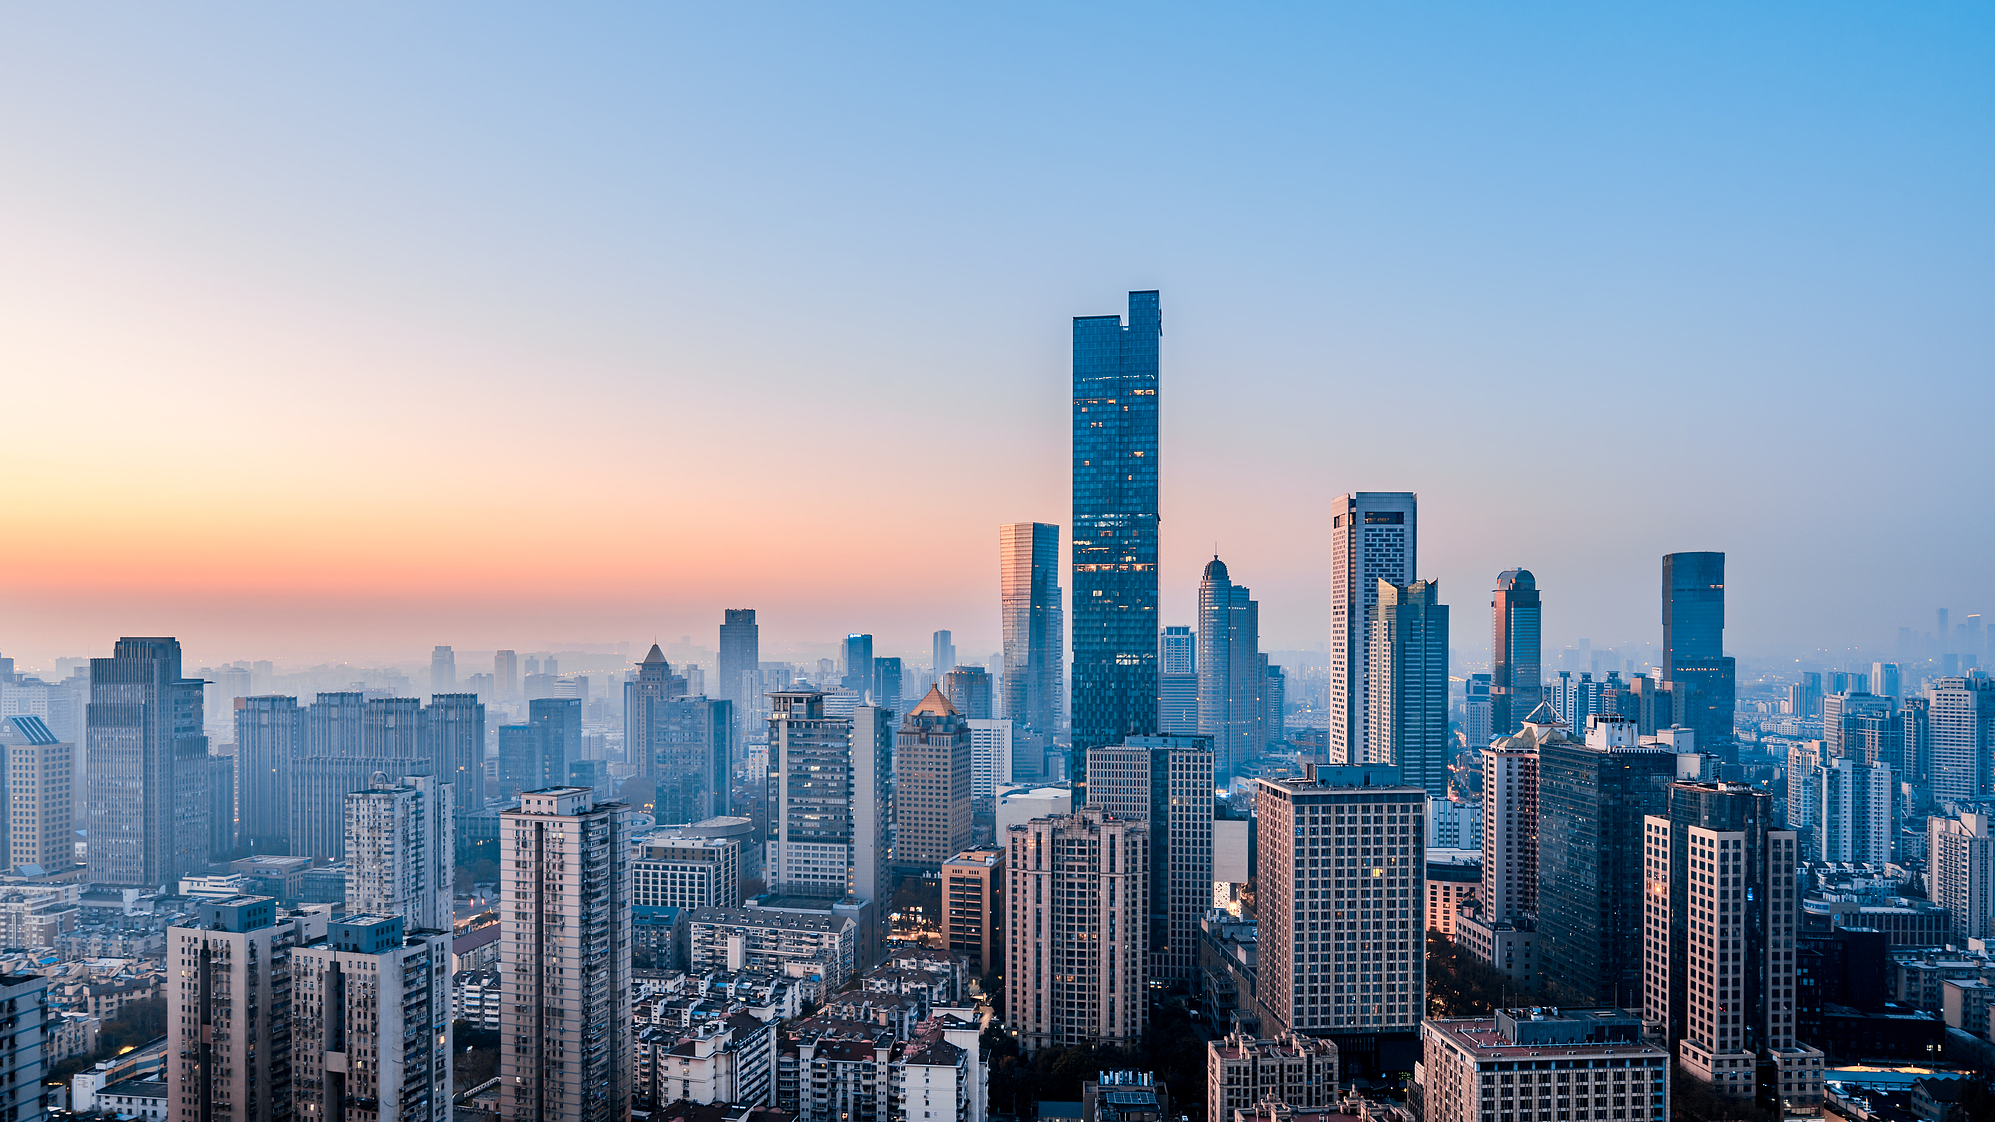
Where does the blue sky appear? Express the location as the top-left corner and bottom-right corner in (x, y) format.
(2, 5), (1990, 666)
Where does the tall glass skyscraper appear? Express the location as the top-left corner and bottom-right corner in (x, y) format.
(1490, 569), (1542, 739)
(1001, 522), (1063, 775)
(1328, 492), (1417, 764)
(1198, 557), (1263, 783)
(1662, 552), (1736, 759)
(1071, 290), (1162, 796)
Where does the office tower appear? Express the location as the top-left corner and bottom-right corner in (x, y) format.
(1643, 782), (1820, 1102)
(1254, 766), (1426, 1068)
(496, 650), (519, 700)
(1417, 1008), (1670, 1122)
(943, 848), (1004, 976)
(842, 635), (873, 692)
(1329, 493), (1418, 765)
(366, 696), (424, 759)
(1368, 579), (1449, 798)
(1489, 570), (1542, 739)
(872, 657), (904, 713)
(968, 719), (1013, 798)
(1926, 676), (1995, 802)
(500, 788), (633, 1122)
(1814, 757), (1895, 864)
(0, 974), (46, 1122)
(1661, 552), (1737, 759)
(208, 753), (236, 862)
(1071, 290), (1162, 792)
(1004, 807), (1150, 1051)
(1161, 625), (1193, 675)
(431, 645), (456, 692)
(943, 666), (993, 719)
(1871, 662), (1901, 700)
(717, 609), (760, 726)
(648, 698), (734, 825)
(1000, 522), (1064, 765)
(767, 690), (891, 911)
(497, 724), (541, 798)
(1464, 674), (1492, 753)
(1536, 714), (1682, 1009)
(1264, 660), (1287, 747)
(1928, 811), (1995, 944)
(1158, 626), (1197, 736)
(625, 645), (689, 780)
(345, 773), (454, 931)
(87, 636), (209, 888)
(1482, 733), (1540, 921)
(894, 688), (973, 874)
(425, 692), (485, 846)
(1900, 695), (1932, 783)
(292, 914), (452, 1122)
(6, 715), (74, 871)
(933, 631), (956, 679)
(1823, 692), (1892, 761)
(632, 831), (740, 910)
(1197, 558), (1264, 784)
(1085, 736), (1214, 989)
(168, 896), (313, 1122)
(529, 696), (583, 789)
(1626, 674), (1676, 736)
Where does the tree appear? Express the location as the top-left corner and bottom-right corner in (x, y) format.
(1424, 931), (1521, 1019)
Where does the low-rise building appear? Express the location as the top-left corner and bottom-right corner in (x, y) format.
(454, 969), (503, 1029)
(1206, 1033), (1340, 1122)
(97, 1076), (168, 1119)
(1424, 860), (1479, 939)
(638, 1011), (779, 1110)
(1450, 903), (1537, 994)
(687, 907), (858, 994)
(1415, 1008), (1669, 1122)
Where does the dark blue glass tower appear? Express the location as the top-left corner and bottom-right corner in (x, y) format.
(1663, 551), (1736, 759)
(1070, 290), (1161, 797)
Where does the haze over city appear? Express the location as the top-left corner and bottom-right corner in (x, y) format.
(4, 6), (1991, 672)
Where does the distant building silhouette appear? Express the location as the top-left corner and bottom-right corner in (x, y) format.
(87, 637), (208, 888)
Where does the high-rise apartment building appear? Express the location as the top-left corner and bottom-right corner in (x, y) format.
(1928, 811), (1995, 944)
(1071, 291), (1162, 792)
(932, 632), (956, 680)
(344, 773), (454, 932)
(1927, 675), (1995, 802)
(6, 715), (75, 871)
(968, 719), (1013, 800)
(1367, 579), (1449, 797)
(1004, 807), (1149, 1052)
(1085, 736), (1213, 988)
(767, 691), (892, 935)
(894, 688), (973, 875)
(291, 914), (453, 1122)
(1662, 552), (1737, 760)
(943, 848), (1004, 977)
(1481, 731), (1540, 922)
(1547, 672), (1591, 750)
(842, 635), (874, 693)
(1872, 661), (1901, 700)
(944, 667), (993, 720)
(1000, 522), (1064, 770)
(1254, 766), (1426, 1073)
(168, 896), (317, 1122)
(88, 636), (209, 888)
(1158, 626), (1197, 736)
(431, 646), (456, 693)
(500, 787), (634, 1122)
(1814, 757), (1895, 865)
(1823, 692), (1893, 761)
(1643, 782), (1821, 1105)
(1328, 493), (1418, 765)
(0, 973), (47, 1122)
(1197, 559), (1264, 783)
(1537, 714), (1681, 1009)
(1489, 570), (1541, 740)
(1464, 674), (1492, 754)
(496, 650), (519, 700)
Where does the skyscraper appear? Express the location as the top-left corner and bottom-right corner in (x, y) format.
(932, 631), (956, 679)
(968, 719), (1013, 800)
(942, 666), (993, 719)
(1367, 578), (1449, 798)
(646, 698), (733, 824)
(625, 644), (689, 781)
(893, 687), (973, 875)
(1001, 522), (1064, 770)
(1254, 765), (1427, 1070)
(1084, 736), (1213, 989)
(1005, 807), (1149, 1051)
(1464, 674), (1492, 753)
(1198, 558), (1264, 783)
(1643, 782), (1820, 1103)
(500, 788), (633, 1122)
(1814, 757), (1895, 865)
(344, 772), (453, 931)
(168, 896), (313, 1122)
(1871, 661), (1902, 700)
(1482, 730), (1541, 922)
(425, 692), (485, 848)
(6, 715), (74, 872)
(1926, 675), (1995, 802)
(431, 645), (456, 693)
(87, 637), (209, 888)
(1662, 552), (1737, 760)
(843, 635), (874, 692)
(873, 656), (904, 713)
(529, 696), (583, 789)
(718, 609), (760, 729)
(767, 690), (892, 920)
(1071, 291), (1162, 794)
(1329, 493), (1418, 765)
(1537, 714), (1681, 1009)
(1928, 811), (1995, 944)
(496, 649), (519, 700)
(1489, 570), (1541, 739)
(1158, 625), (1196, 736)
(292, 914), (453, 1122)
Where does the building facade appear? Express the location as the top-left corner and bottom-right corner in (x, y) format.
(1367, 579), (1449, 797)
(1929, 811), (1995, 944)
(1198, 558), (1264, 783)
(1004, 807), (1149, 1051)
(1070, 291), (1162, 790)
(1814, 757), (1895, 865)
(290, 915), (452, 1122)
(167, 896), (314, 1122)
(1205, 1031), (1340, 1122)
(894, 688), (974, 874)
(1481, 730), (1541, 923)
(1000, 522), (1064, 771)
(632, 833), (741, 911)
(1489, 570), (1541, 741)
(1417, 1008), (1669, 1122)
(1661, 552), (1737, 760)
(6, 716), (75, 871)
(767, 691), (892, 928)
(1927, 676), (1995, 802)
(1085, 736), (1214, 989)
(1328, 493), (1418, 765)
(943, 849), (1003, 978)
(717, 609), (760, 734)
(88, 637), (209, 889)
(343, 773), (453, 932)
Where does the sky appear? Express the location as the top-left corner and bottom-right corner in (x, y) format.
(2, 5), (1991, 672)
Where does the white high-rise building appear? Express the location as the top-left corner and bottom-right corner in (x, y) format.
(168, 896), (325, 1122)
(1785, 741), (1825, 831)
(1815, 757), (1895, 865)
(1367, 579), (1450, 797)
(1254, 765), (1427, 1067)
(1927, 676), (1995, 802)
(291, 914), (452, 1122)
(1481, 736), (1540, 921)
(500, 788), (633, 1122)
(968, 718), (1013, 798)
(1930, 811), (1995, 945)
(767, 691), (891, 951)
(344, 773), (453, 932)
(1004, 807), (1149, 1052)
(1085, 737), (1213, 988)
(5, 715), (75, 871)
(1328, 493), (1417, 764)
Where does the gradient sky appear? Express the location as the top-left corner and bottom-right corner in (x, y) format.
(3, 5), (1991, 671)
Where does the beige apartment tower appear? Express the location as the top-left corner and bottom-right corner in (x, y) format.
(290, 914), (453, 1122)
(344, 772), (453, 932)
(1005, 808), (1148, 1052)
(168, 896), (323, 1122)
(5, 716), (74, 871)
